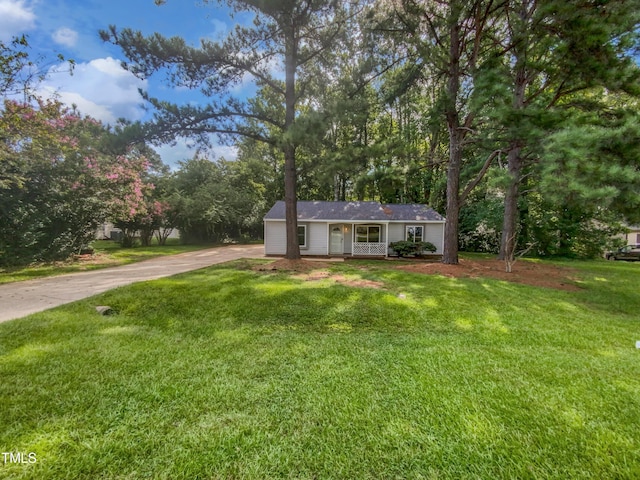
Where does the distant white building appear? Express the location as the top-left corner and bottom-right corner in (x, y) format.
(95, 222), (180, 241)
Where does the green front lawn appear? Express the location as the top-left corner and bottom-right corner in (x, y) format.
(0, 240), (215, 284)
(1, 259), (638, 479)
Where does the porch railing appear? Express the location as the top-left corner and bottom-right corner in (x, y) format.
(352, 242), (387, 256)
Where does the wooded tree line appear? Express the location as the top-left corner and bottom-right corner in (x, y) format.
(2, 0), (640, 267)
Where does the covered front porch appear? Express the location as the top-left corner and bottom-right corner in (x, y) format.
(327, 222), (388, 257)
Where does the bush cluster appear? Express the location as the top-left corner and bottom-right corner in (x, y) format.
(389, 241), (437, 257)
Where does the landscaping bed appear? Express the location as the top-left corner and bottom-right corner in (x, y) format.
(395, 257), (582, 291)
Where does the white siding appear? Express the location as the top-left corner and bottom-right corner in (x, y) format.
(424, 223), (444, 253)
(264, 221), (328, 255)
(264, 221), (287, 255)
(305, 222), (328, 255)
(388, 223), (405, 243)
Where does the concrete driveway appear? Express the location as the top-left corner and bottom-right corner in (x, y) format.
(0, 244), (265, 323)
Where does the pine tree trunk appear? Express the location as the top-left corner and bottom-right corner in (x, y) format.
(499, 8), (528, 262)
(442, 8), (462, 265)
(284, 143), (300, 259)
(498, 145), (522, 260)
(442, 142), (462, 264)
(283, 19), (300, 260)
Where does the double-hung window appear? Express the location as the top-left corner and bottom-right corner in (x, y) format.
(355, 225), (381, 243)
(297, 225), (307, 248)
(406, 225), (423, 242)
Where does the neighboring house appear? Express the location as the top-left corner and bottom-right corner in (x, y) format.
(95, 222), (120, 241)
(623, 225), (640, 246)
(95, 222), (180, 241)
(263, 200), (446, 257)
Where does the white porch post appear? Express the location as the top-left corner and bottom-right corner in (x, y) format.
(351, 223), (355, 256)
(326, 223), (330, 256)
(385, 223), (389, 258)
(263, 221), (267, 254)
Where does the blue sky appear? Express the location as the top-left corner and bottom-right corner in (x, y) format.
(1, 0), (256, 165)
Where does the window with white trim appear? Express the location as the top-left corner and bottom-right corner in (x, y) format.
(355, 225), (381, 242)
(406, 225), (423, 242)
(297, 225), (307, 248)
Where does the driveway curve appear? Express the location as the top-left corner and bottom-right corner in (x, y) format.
(0, 244), (265, 323)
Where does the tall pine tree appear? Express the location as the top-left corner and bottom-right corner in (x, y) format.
(102, 0), (355, 258)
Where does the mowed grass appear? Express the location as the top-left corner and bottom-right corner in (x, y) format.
(0, 240), (213, 284)
(0, 258), (639, 479)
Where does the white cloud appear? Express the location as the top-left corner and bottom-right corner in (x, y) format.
(208, 18), (228, 40)
(34, 56), (238, 169)
(52, 27), (78, 47)
(152, 139), (237, 169)
(39, 86), (114, 121)
(153, 139), (196, 168)
(0, 0), (36, 41)
(38, 57), (148, 125)
(211, 145), (238, 160)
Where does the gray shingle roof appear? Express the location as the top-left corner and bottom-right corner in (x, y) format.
(264, 201), (445, 222)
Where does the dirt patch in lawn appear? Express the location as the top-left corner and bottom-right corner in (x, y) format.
(395, 258), (582, 291)
(292, 270), (385, 289)
(254, 259), (332, 273)
(256, 260), (385, 289)
(73, 253), (116, 266)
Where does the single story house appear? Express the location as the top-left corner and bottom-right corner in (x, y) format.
(263, 200), (446, 257)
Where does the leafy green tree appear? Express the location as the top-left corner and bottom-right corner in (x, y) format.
(166, 155), (267, 243)
(147, 174), (180, 245)
(492, 0), (640, 261)
(459, 185), (504, 253)
(1, 36), (33, 98)
(1, 100), (111, 264)
(0, 94), (166, 264)
(527, 100), (640, 257)
(236, 135), (285, 207)
(163, 158), (220, 244)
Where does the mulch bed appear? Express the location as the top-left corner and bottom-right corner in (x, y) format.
(395, 258), (582, 291)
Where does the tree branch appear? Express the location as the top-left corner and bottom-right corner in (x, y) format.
(460, 149), (502, 205)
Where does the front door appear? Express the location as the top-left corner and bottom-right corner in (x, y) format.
(330, 225), (344, 254)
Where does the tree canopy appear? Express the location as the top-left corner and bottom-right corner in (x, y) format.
(2, 2), (640, 267)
